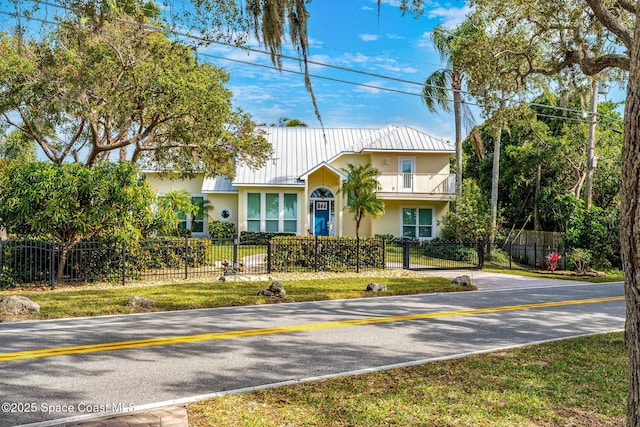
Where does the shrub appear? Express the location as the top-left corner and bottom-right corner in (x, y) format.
(423, 239), (478, 263)
(567, 248), (593, 274)
(545, 252), (562, 272)
(485, 248), (510, 264)
(0, 238), (213, 286)
(558, 194), (620, 269)
(240, 231), (296, 244)
(270, 236), (384, 272)
(209, 221), (236, 239)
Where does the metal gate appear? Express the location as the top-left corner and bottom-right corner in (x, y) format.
(386, 239), (482, 270)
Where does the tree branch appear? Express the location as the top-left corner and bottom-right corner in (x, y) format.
(584, 0), (634, 49)
(616, 0), (636, 14)
(12, 109), (60, 163)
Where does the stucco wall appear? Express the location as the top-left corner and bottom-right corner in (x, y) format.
(144, 173), (204, 195)
(207, 193), (239, 232)
(370, 152), (451, 174)
(372, 200), (449, 239)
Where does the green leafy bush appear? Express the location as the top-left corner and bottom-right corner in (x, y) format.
(423, 239), (478, 263)
(374, 234), (399, 243)
(1, 238), (213, 286)
(567, 248), (593, 274)
(209, 221), (236, 239)
(270, 236), (384, 272)
(558, 195), (620, 269)
(0, 239), (53, 288)
(240, 231), (296, 244)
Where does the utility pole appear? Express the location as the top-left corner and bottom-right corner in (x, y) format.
(585, 80), (599, 210)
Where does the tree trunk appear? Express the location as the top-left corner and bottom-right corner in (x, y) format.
(585, 79), (599, 210)
(622, 20), (640, 427)
(453, 72), (463, 217)
(55, 241), (77, 281)
(572, 171), (587, 200)
(534, 163), (541, 231)
(490, 122), (502, 243)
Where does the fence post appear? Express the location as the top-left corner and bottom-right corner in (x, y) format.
(509, 240), (512, 269)
(184, 235), (189, 280)
(0, 240), (3, 287)
(121, 242), (127, 286)
(233, 238), (238, 271)
(534, 242), (538, 268)
(49, 240), (55, 290)
(477, 240), (485, 269)
(356, 237), (360, 273)
(402, 238), (410, 270)
(381, 237), (386, 270)
(267, 238), (272, 274)
(314, 235), (319, 272)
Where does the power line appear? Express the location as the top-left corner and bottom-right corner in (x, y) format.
(0, 4), (626, 127)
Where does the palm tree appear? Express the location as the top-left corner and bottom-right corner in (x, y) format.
(422, 23), (476, 215)
(340, 163), (385, 239)
(158, 190), (210, 235)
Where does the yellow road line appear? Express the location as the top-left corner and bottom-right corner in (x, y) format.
(0, 295), (624, 362)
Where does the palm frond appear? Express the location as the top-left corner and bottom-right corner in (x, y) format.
(423, 70), (453, 113)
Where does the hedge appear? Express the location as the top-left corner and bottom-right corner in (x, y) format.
(270, 236), (384, 272)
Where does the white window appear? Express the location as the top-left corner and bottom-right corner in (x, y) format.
(246, 192), (298, 233)
(402, 207), (433, 239)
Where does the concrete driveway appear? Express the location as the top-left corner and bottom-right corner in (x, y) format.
(422, 269), (608, 290)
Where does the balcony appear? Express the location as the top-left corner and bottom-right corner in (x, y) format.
(376, 173), (456, 198)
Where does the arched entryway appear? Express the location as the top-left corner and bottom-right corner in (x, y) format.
(309, 187), (335, 236)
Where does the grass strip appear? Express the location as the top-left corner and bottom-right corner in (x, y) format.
(187, 332), (626, 427)
(0, 276), (469, 319)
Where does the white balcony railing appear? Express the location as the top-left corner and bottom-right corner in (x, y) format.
(376, 173), (456, 195)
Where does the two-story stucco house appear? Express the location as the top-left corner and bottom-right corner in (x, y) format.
(144, 125), (456, 239)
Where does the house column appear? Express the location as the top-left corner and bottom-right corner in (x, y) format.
(302, 184), (309, 236)
(337, 179), (345, 237)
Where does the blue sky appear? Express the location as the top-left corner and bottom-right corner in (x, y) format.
(199, 0), (472, 143)
(0, 0), (624, 144)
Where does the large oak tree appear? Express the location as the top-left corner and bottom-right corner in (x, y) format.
(454, 0), (639, 423)
(0, 7), (271, 178)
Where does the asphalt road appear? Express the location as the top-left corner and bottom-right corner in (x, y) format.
(0, 280), (625, 427)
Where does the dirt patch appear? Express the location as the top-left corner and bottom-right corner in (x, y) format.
(534, 269), (606, 278)
(0, 313), (39, 322)
(537, 406), (624, 427)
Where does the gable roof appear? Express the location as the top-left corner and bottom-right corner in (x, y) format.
(201, 125), (453, 192)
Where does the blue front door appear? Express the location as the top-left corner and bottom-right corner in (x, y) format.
(314, 201), (330, 236)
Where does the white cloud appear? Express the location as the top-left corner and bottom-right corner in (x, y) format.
(427, 5), (473, 29)
(353, 79), (387, 95)
(377, 0), (403, 6)
(341, 52), (373, 64)
(416, 31), (434, 50)
(359, 33), (380, 42)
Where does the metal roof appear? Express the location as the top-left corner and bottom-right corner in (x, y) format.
(202, 125), (453, 193)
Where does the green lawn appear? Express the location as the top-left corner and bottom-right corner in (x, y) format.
(0, 275), (471, 319)
(384, 245), (479, 268)
(188, 332), (626, 426)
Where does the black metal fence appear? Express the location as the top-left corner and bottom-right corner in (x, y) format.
(0, 237), (484, 288)
(493, 240), (566, 270)
(384, 239), (482, 270)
